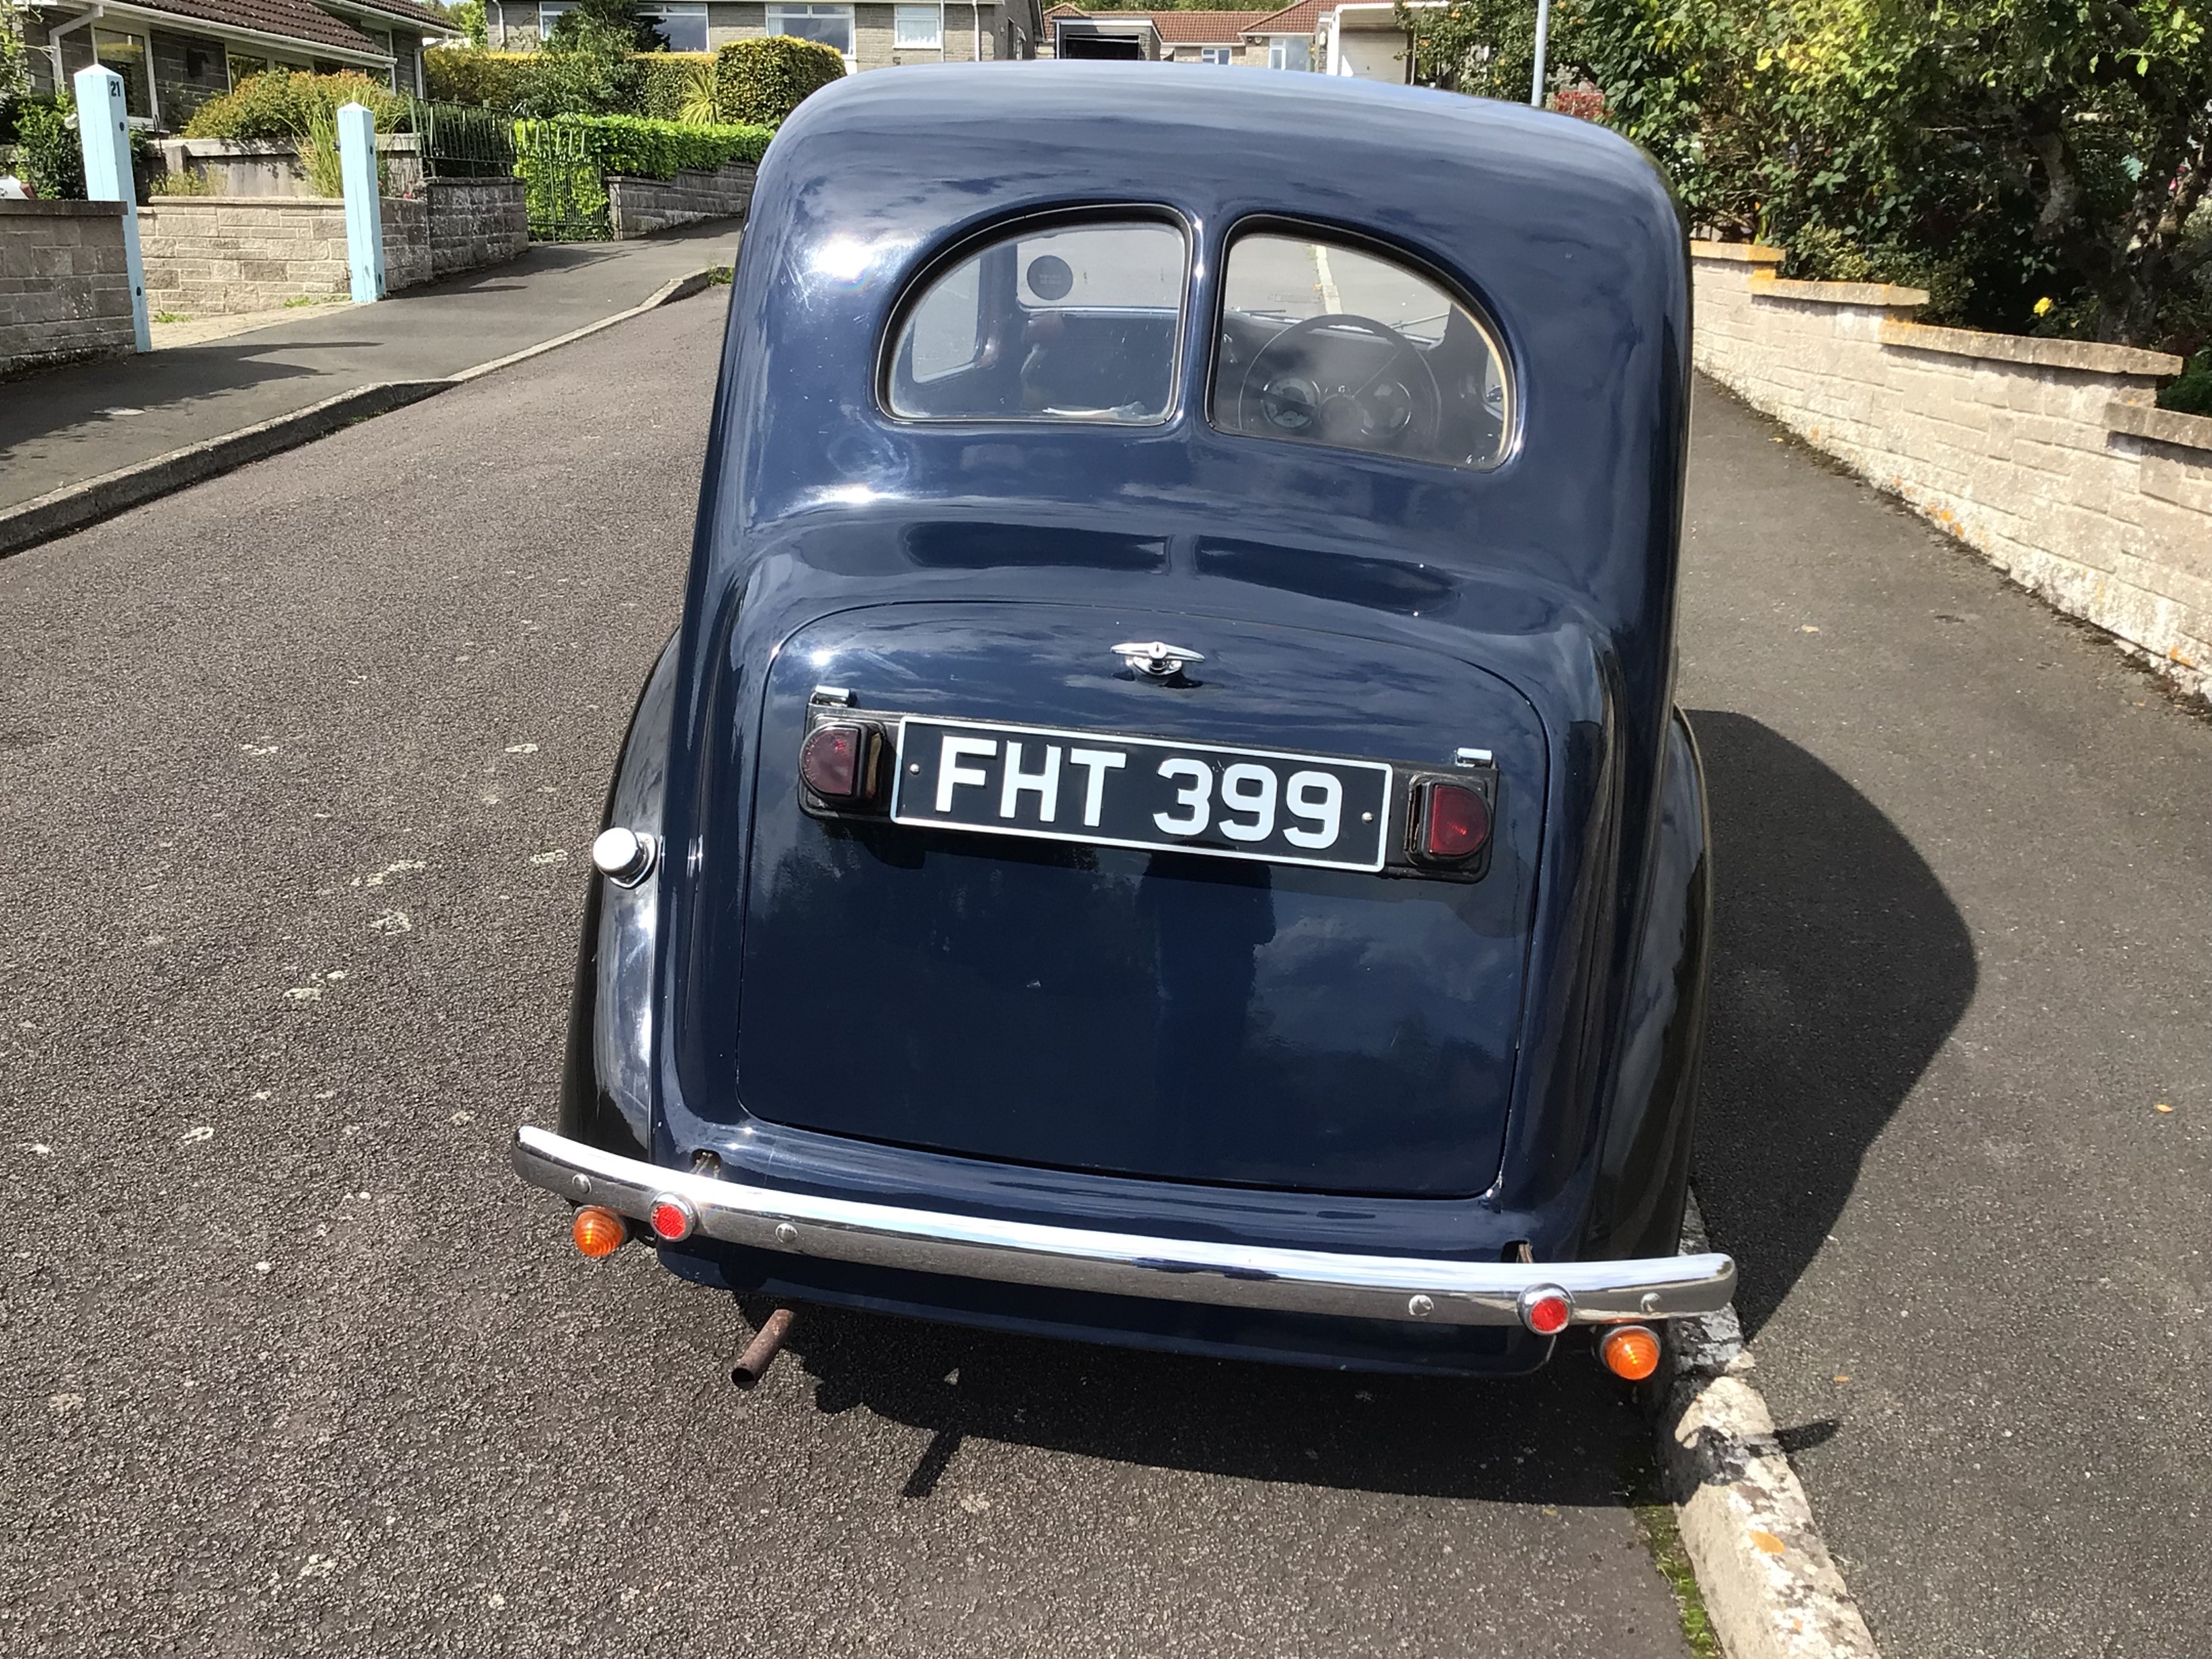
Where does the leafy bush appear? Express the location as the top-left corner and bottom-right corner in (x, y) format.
(714, 36), (843, 127)
(634, 52), (716, 121)
(14, 96), (83, 199)
(148, 164), (218, 195)
(2164, 350), (2212, 417)
(182, 70), (409, 140)
(513, 112), (770, 235)
(424, 47), (549, 109)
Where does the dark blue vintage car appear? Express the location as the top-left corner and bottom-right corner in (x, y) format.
(513, 62), (1736, 1378)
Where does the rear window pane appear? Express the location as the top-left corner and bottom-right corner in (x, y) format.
(887, 221), (1187, 424)
(1212, 233), (1510, 470)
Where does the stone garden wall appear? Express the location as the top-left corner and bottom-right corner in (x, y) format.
(137, 180), (527, 315)
(1691, 244), (2212, 698)
(607, 160), (756, 239)
(0, 199), (136, 375)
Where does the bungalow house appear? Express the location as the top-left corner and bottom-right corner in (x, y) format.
(22, 0), (459, 126)
(1042, 4), (1314, 70)
(482, 1), (1044, 70)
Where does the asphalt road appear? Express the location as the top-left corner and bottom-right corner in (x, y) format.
(1680, 386), (2211, 1659)
(0, 297), (1694, 1658)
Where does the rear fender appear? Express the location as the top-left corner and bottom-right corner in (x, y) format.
(559, 632), (681, 1160)
(1585, 707), (1711, 1261)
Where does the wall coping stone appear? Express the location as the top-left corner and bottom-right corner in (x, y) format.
(140, 196), (346, 209)
(0, 198), (125, 218)
(1879, 319), (2182, 380)
(2106, 400), (2212, 455)
(1689, 241), (1785, 264)
(1750, 273), (1929, 309)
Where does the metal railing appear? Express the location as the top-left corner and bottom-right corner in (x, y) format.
(409, 98), (516, 181)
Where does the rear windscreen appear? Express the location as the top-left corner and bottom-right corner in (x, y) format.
(1212, 232), (1511, 470)
(885, 220), (1187, 424)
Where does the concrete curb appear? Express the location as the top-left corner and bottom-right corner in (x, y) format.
(1666, 1196), (1883, 1659)
(0, 263), (729, 560)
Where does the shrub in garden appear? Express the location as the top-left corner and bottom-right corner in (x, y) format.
(634, 52), (716, 121)
(713, 36), (843, 127)
(14, 96), (85, 198)
(182, 69), (409, 140)
(514, 112), (770, 234)
(424, 46), (550, 109)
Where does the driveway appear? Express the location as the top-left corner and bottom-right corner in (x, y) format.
(0, 297), (1693, 1659)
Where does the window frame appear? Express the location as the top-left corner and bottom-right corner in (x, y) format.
(1205, 216), (1517, 474)
(1198, 45), (1233, 64)
(537, 0), (576, 38)
(878, 205), (1195, 430)
(766, 2), (856, 60)
(91, 26), (157, 125)
(894, 3), (944, 49)
(642, 2), (710, 50)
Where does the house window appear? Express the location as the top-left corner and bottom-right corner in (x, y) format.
(644, 3), (709, 51)
(1199, 45), (1233, 64)
(1267, 37), (1309, 70)
(91, 28), (152, 119)
(537, 1), (575, 39)
(895, 4), (942, 49)
(766, 4), (855, 58)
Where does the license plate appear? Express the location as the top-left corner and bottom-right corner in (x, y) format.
(891, 717), (1393, 873)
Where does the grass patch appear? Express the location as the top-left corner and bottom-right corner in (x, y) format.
(706, 264), (733, 285)
(152, 310), (188, 324)
(1622, 1445), (1721, 1659)
(282, 293), (347, 308)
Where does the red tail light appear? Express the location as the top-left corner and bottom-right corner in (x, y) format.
(1416, 779), (1492, 862)
(801, 722), (870, 802)
(1518, 1284), (1574, 1336)
(649, 1195), (697, 1242)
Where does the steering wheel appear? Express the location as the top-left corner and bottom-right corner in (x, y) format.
(1237, 312), (1443, 454)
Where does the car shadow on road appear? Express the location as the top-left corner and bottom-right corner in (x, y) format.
(745, 1295), (1659, 1507)
(1686, 710), (1978, 1338)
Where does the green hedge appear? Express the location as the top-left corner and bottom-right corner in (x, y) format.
(181, 69), (411, 140)
(514, 112), (771, 237)
(424, 46), (548, 110)
(634, 52), (717, 121)
(714, 37), (844, 126)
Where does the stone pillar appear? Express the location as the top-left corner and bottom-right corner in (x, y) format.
(72, 64), (150, 352)
(337, 102), (386, 302)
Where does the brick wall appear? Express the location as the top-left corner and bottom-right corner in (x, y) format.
(0, 200), (137, 376)
(139, 198), (353, 314)
(607, 161), (756, 239)
(423, 179), (528, 276)
(1692, 243), (2212, 699)
(383, 194), (432, 291)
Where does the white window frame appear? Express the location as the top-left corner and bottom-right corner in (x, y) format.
(642, 2), (710, 52)
(1267, 40), (1287, 68)
(91, 24), (158, 126)
(895, 3), (943, 50)
(537, 0), (575, 40)
(1198, 45), (1233, 64)
(766, 3), (855, 63)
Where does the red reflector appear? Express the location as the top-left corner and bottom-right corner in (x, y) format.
(649, 1196), (695, 1242)
(1420, 780), (1491, 861)
(801, 723), (865, 800)
(1519, 1285), (1573, 1336)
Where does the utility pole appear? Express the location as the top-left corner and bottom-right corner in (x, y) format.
(1530, 0), (1550, 106)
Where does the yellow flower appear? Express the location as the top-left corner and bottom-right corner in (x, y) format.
(2033, 296), (2055, 316)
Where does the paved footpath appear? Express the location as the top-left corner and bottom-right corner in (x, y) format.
(0, 220), (738, 512)
(0, 298), (1694, 1659)
(1680, 386), (2211, 1659)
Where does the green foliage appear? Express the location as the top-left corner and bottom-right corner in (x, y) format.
(443, 0), (489, 47)
(713, 35), (844, 127)
(1409, 0), (2212, 354)
(634, 52), (717, 120)
(14, 96), (84, 199)
(182, 69), (411, 140)
(547, 0), (668, 54)
(424, 46), (548, 108)
(298, 104), (345, 197)
(0, 0), (32, 119)
(148, 165), (218, 195)
(2165, 349), (2212, 415)
(512, 112), (771, 235)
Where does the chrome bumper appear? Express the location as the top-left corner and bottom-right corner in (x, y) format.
(512, 1126), (1736, 1330)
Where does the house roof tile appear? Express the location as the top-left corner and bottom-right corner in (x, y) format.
(1148, 9), (1281, 43)
(103, 0), (389, 55)
(1240, 0), (1322, 35)
(329, 0), (463, 35)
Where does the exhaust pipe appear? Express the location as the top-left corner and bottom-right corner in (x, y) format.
(731, 1307), (796, 1389)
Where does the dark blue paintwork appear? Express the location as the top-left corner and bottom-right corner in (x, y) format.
(559, 63), (1704, 1374)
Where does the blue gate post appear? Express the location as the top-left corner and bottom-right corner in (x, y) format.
(72, 65), (150, 353)
(337, 102), (386, 303)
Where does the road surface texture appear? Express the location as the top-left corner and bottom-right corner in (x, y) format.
(1681, 385), (2211, 1659)
(0, 220), (739, 512)
(0, 297), (1693, 1658)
